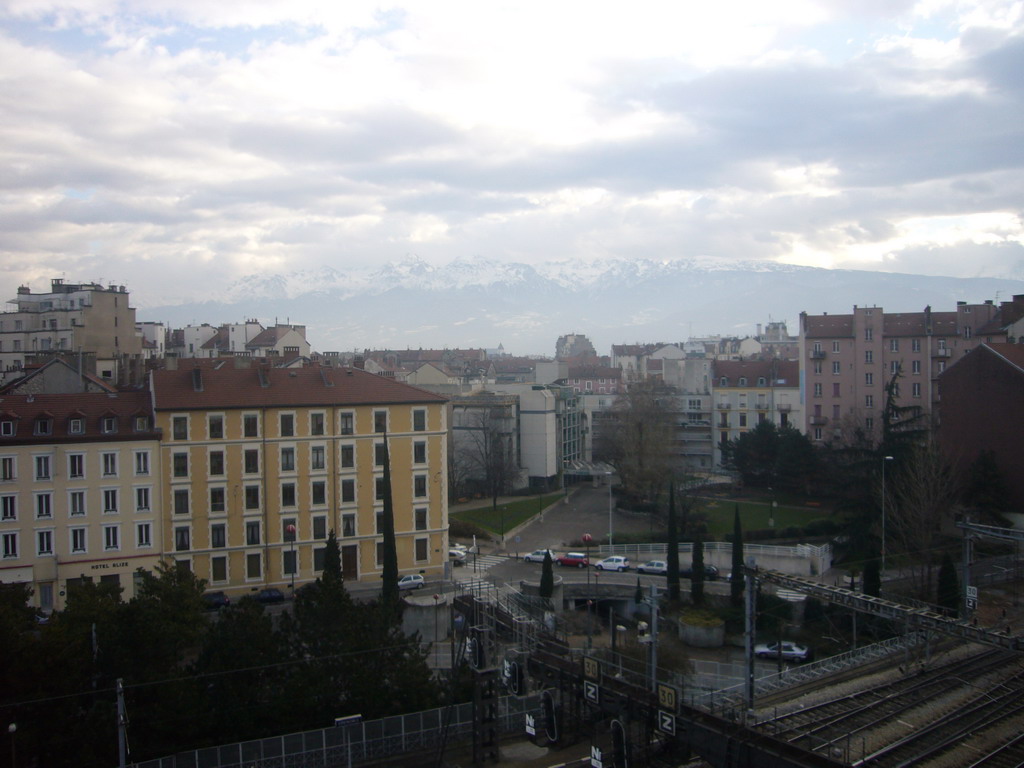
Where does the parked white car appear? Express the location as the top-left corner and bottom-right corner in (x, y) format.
(636, 559), (668, 575)
(523, 549), (557, 563)
(594, 556), (631, 572)
(398, 574), (425, 591)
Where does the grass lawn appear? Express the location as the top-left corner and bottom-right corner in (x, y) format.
(450, 493), (565, 536)
(695, 497), (830, 538)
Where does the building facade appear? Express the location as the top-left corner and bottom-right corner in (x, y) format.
(150, 360), (449, 597)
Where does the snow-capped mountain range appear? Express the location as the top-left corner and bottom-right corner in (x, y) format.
(140, 257), (1024, 356)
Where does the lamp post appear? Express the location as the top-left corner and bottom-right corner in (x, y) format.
(881, 456), (894, 575)
(582, 532), (592, 591)
(607, 476), (615, 546)
(286, 524), (297, 592)
(432, 593), (441, 645)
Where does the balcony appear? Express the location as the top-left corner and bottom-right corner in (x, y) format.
(810, 349), (826, 359)
(809, 416), (829, 426)
(776, 404), (792, 413)
(932, 349), (952, 358)
(717, 403), (731, 410)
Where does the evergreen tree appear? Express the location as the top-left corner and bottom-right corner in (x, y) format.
(322, 529), (342, 585)
(862, 555), (881, 597)
(937, 552), (960, 617)
(691, 536), (705, 606)
(379, 433), (400, 615)
(539, 551), (554, 599)
(730, 505), (745, 607)
(666, 483), (681, 601)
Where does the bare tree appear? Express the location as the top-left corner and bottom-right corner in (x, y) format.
(594, 381), (673, 503)
(452, 399), (522, 524)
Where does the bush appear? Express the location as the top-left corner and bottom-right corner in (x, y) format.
(803, 518), (839, 536)
(776, 526), (803, 539)
(449, 519), (490, 539)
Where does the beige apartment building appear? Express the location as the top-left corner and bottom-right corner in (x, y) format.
(798, 301), (1008, 443)
(0, 389), (163, 612)
(0, 279), (143, 385)
(150, 360), (449, 597)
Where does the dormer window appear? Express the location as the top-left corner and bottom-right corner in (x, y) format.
(69, 418), (84, 435)
(134, 416), (148, 432)
(102, 416), (117, 434)
(34, 419), (52, 436)
(738, 377), (747, 386)
(0, 421), (13, 437)
(719, 377), (728, 386)
(758, 377), (766, 386)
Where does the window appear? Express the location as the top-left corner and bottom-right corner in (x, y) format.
(137, 522), (151, 548)
(211, 524), (226, 548)
(1, 495), (15, 520)
(103, 452), (118, 477)
(865, 373), (874, 386)
(311, 446), (325, 470)
(245, 485), (260, 510)
(738, 377), (747, 386)
(832, 404), (840, 420)
(2, 532), (17, 558)
(864, 350), (873, 364)
(173, 489), (188, 515)
(211, 556), (227, 582)
(174, 527), (190, 552)
(938, 361), (946, 373)
(374, 410), (387, 433)
(912, 360), (921, 374)
(865, 417), (874, 431)
(280, 414), (294, 437)
(37, 493), (52, 518)
(341, 479), (355, 503)
(313, 516), (327, 539)
(246, 521), (260, 546)
(832, 341), (841, 353)
(209, 450), (225, 476)
(243, 414), (259, 437)
(35, 455), (51, 480)
(0, 421), (12, 437)
(314, 547), (326, 571)
(938, 338), (947, 351)
(68, 454), (84, 478)
(172, 452), (188, 477)
(864, 328), (873, 341)
(244, 449), (259, 473)
(208, 415), (224, 439)
(340, 412), (354, 435)
(831, 382), (840, 397)
(172, 416), (188, 440)
(912, 382), (922, 398)
(0, 457), (13, 481)
(135, 487), (150, 512)
(135, 451), (150, 475)
(246, 553), (261, 579)
(103, 525), (120, 551)
(209, 487), (225, 513)
(311, 413), (325, 436)
(414, 475), (427, 498)
(812, 342), (821, 354)
(312, 481), (326, 506)
(36, 530), (53, 556)
(342, 514), (356, 537)
(912, 338), (921, 352)
(415, 507), (428, 531)
(102, 416), (117, 434)
(69, 418), (83, 435)
(34, 418), (52, 436)
(415, 538), (428, 562)
(865, 395), (874, 408)
(71, 527), (87, 553)
(340, 445), (354, 468)
(413, 441), (426, 464)
(374, 443), (387, 467)
(813, 427), (822, 441)
(833, 361), (842, 374)
(413, 409), (426, 431)
(375, 511), (384, 534)
(280, 447), (295, 471)
(890, 360), (900, 375)
(70, 490), (86, 516)
(134, 416), (148, 432)
(813, 383), (822, 397)
(375, 477), (386, 501)
(284, 548), (297, 577)
(281, 483), (296, 507)
(890, 339), (899, 352)
(738, 413), (747, 427)
(964, 326), (972, 339)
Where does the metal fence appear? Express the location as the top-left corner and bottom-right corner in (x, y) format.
(128, 695), (539, 768)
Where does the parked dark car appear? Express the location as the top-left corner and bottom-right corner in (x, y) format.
(681, 564), (720, 580)
(255, 587), (285, 604)
(202, 591), (231, 611)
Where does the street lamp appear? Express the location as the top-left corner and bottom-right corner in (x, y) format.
(881, 456), (894, 575)
(582, 532), (593, 591)
(286, 524), (297, 592)
(432, 593), (441, 645)
(607, 476), (615, 546)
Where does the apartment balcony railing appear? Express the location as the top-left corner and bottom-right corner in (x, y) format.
(717, 403), (731, 410)
(776, 404), (792, 412)
(810, 350), (826, 359)
(809, 416), (829, 426)
(932, 348), (952, 358)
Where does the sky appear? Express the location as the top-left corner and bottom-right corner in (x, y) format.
(1, 0), (1023, 309)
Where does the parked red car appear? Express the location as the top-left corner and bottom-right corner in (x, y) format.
(556, 552), (589, 568)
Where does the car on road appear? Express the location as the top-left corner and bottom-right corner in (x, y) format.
(255, 587), (285, 605)
(754, 641), (812, 662)
(681, 564), (720, 580)
(449, 548), (466, 566)
(202, 591), (231, 611)
(398, 574), (425, 590)
(556, 552), (589, 568)
(636, 559), (668, 575)
(523, 549), (557, 563)
(595, 555), (631, 572)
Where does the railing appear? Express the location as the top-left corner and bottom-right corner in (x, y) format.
(810, 350), (826, 359)
(932, 348), (951, 358)
(809, 416), (828, 426)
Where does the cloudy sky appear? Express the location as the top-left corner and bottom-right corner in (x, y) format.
(1, 0), (1023, 308)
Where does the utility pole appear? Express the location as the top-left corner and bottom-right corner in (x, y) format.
(116, 678), (127, 768)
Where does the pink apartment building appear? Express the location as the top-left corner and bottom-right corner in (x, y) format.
(798, 300), (1014, 443)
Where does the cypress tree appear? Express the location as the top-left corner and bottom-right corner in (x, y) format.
(862, 555), (881, 597)
(380, 433), (400, 616)
(692, 536), (705, 606)
(730, 505), (745, 607)
(539, 551), (554, 599)
(322, 529), (342, 585)
(667, 483), (681, 601)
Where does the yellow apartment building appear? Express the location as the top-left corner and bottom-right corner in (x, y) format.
(150, 360), (449, 598)
(0, 390), (163, 611)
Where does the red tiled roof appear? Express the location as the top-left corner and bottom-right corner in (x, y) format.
(803, 315), (854, 337)
(151, 364), (447, 410)
(713, 359), (799, 386)
(567, 365), (621, 379)
(986, 343), (1024, 372)
(0, 391), (157, 442)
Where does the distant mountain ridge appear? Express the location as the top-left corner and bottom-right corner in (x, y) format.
(140, 257), (1024, 356)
